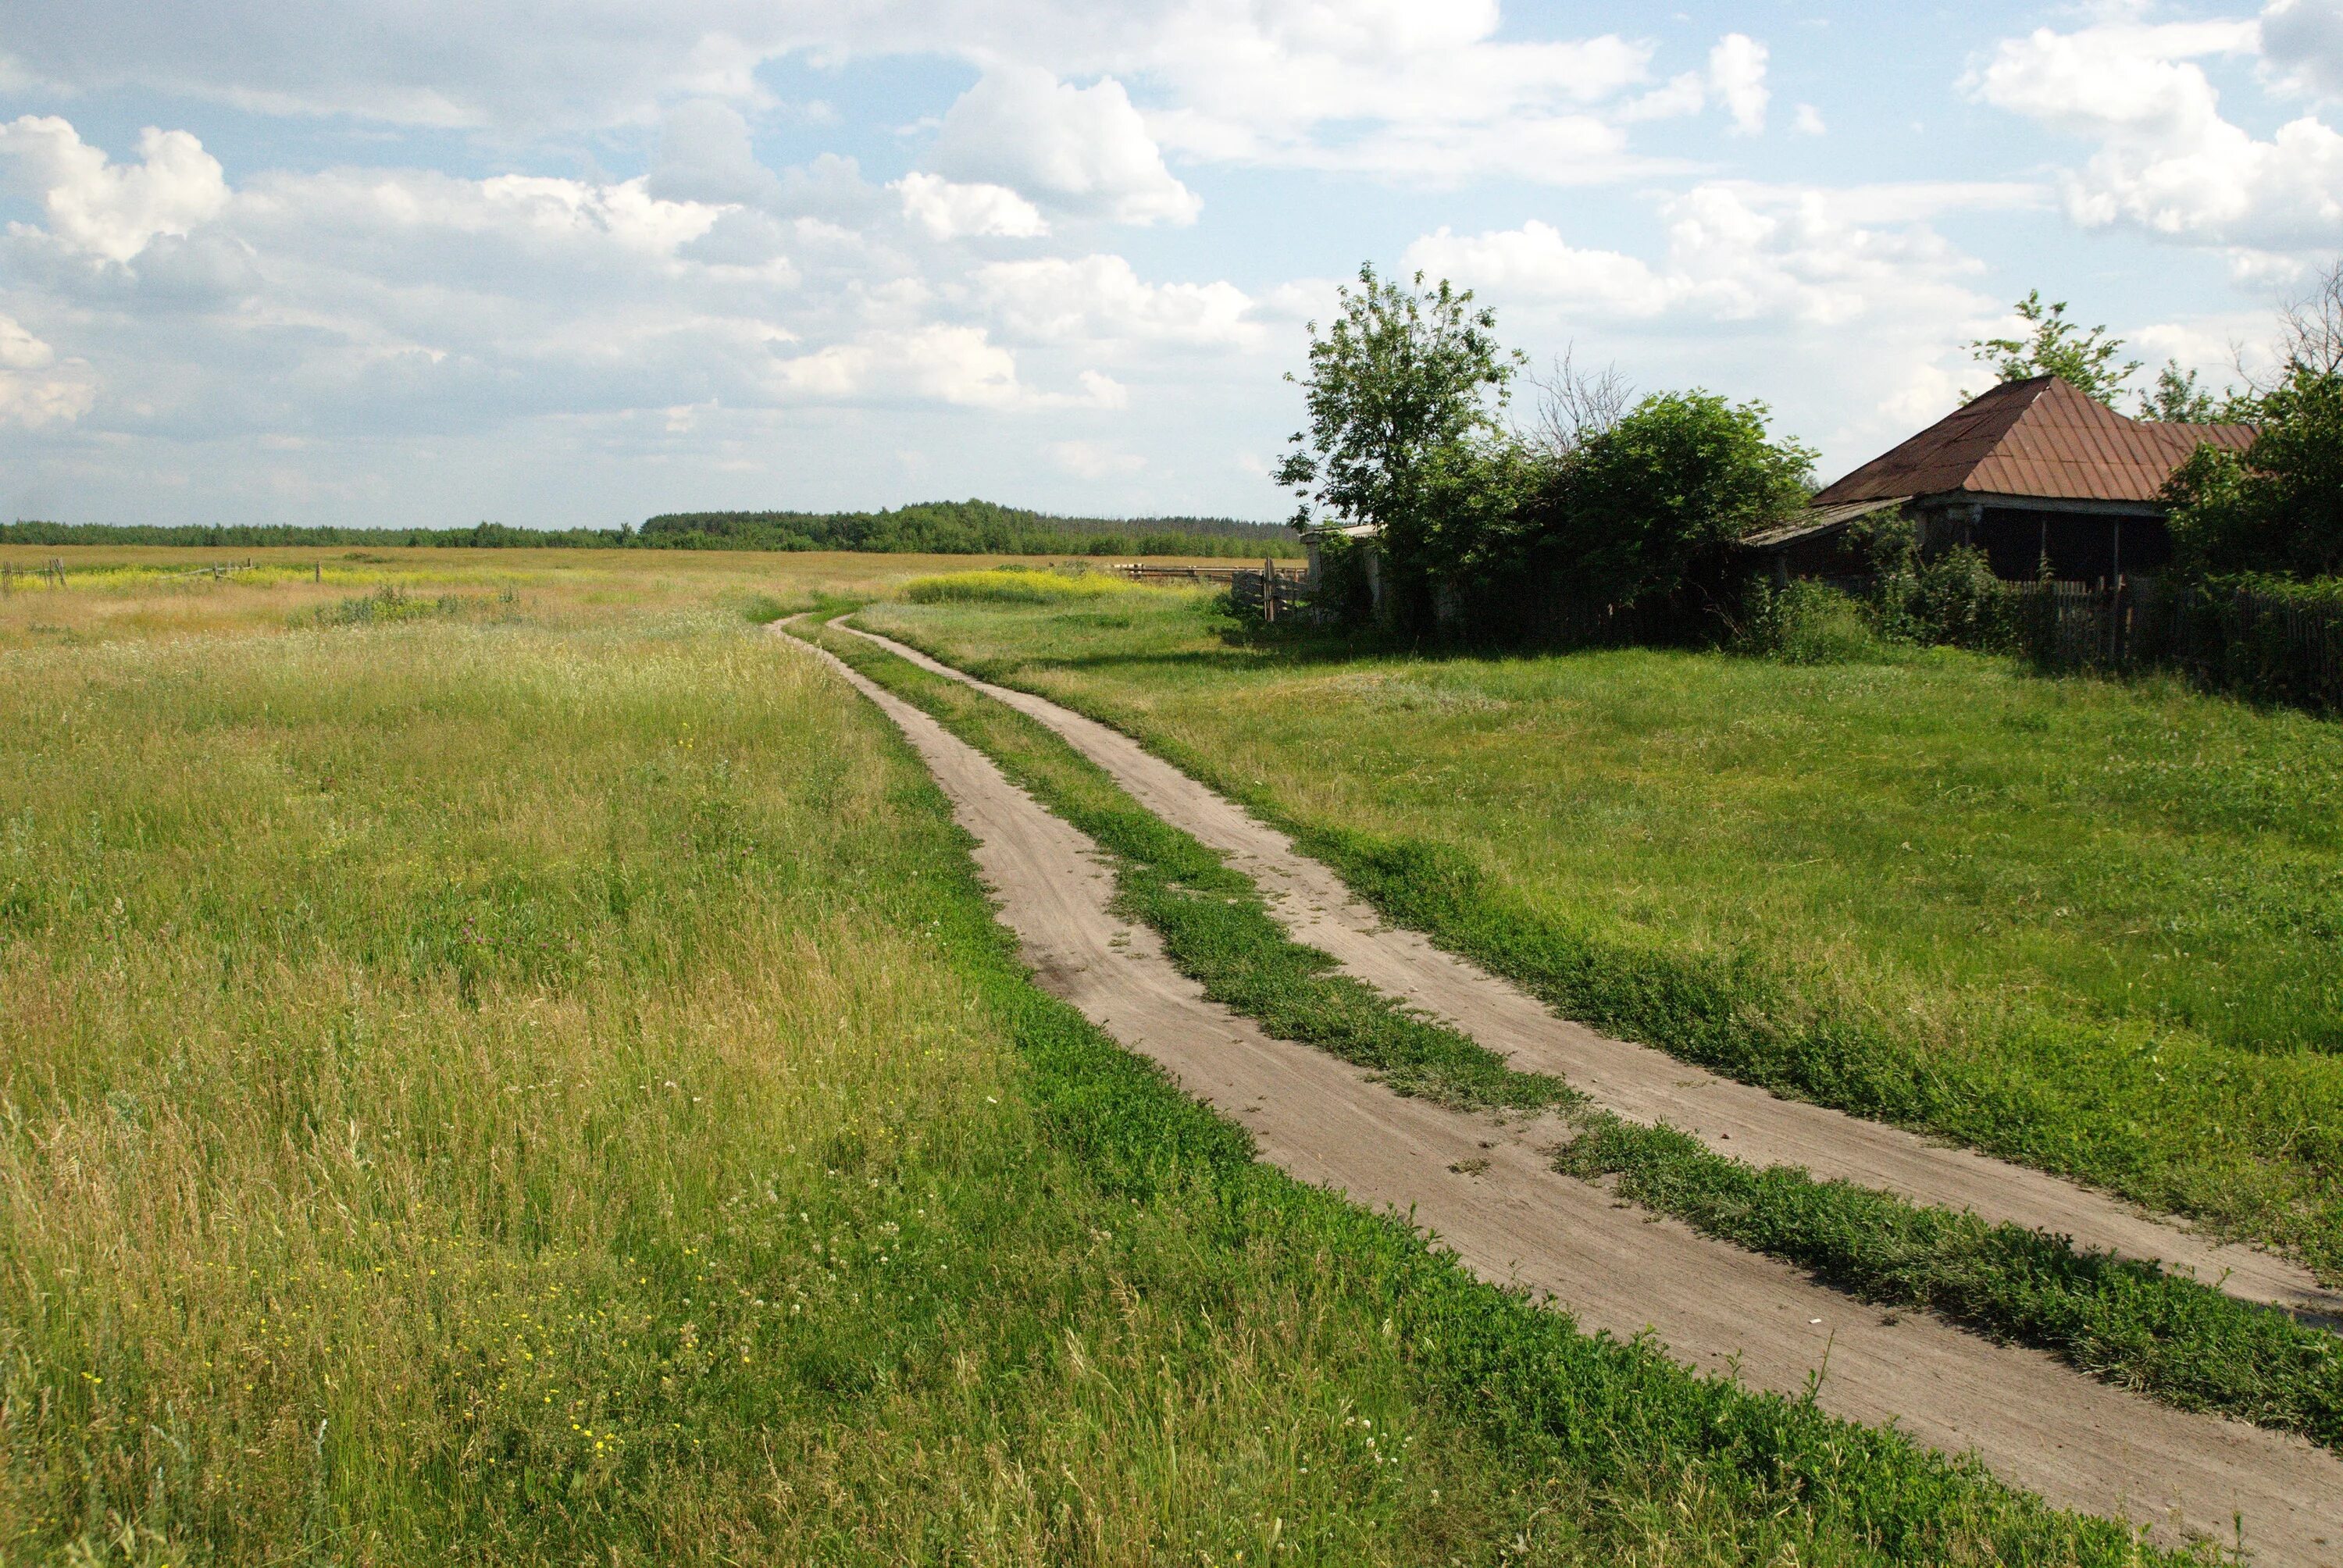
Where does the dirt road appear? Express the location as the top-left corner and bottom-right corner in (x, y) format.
(836, 620), (2342, 1330)
(783, 621), (2343, 1562)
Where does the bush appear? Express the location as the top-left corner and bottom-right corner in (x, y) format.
(2166, 365), (2343, 579)
(1542, 392), (1814, 621)
(1738, 581), (1894, 665)
(1889, 547), (2021, 650)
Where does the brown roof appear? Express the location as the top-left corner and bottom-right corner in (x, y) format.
(1742, 496), (1908, 551)
(1810, 375), (2254, 507)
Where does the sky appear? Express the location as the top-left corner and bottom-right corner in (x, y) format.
(2, 1), (2342, 529)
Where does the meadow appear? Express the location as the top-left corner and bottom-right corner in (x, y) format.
(1, 549), (2175, 1564)
(861, 588), (2343, 1279)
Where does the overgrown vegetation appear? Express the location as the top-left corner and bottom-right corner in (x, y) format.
(863, 588), (2343, 1281)
(0, 568), (2184, 1563)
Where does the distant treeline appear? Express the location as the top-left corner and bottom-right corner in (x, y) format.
(0, 500), (1303, 558)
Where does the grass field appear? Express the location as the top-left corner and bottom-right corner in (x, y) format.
(2, 551), (2183, 1564)
(861, 589), (2343, 1280)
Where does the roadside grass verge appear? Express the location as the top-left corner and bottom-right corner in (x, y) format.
(858, 592), (2343, 1280)
(0, 603), (2187, 1564)
(815, 611), (2343, 1459)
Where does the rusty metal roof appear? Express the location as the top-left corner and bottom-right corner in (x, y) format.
(1810, 376), (2254, 507)
(1742, 496), (1909, 550)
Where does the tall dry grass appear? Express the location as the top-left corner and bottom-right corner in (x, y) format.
(0, 605), (1617, 1565)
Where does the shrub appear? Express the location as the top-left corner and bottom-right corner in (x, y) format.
(1906, 547), (2023, 650)
(1738, 581), (1894, 665)
(2166, 365), (2343, 579)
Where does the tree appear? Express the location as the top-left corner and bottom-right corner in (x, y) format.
(1963, 290), (2140, 406)
(2141, 362), (2220, 422)
(1523, 390), (1815, 621)
(2276, 258), (2343, 380)
(1525, 346), (1630, 461)
(2164, 363), (2343, 579)
(1275, 264), (1521, 540)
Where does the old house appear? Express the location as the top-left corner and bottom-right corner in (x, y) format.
(1746, 375), (2256, 583)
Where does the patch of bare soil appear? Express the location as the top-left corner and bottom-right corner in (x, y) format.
(788, 622), (2343, 1562)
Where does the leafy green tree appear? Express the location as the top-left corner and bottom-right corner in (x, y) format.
(1275, 264), (1521, 541)
(2164, 365), (2343, 578)
(1963, 290), (2141, 406)
(1524, 390), (1816, 621)
(2138, 361), (2260, 424)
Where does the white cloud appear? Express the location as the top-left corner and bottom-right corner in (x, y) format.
(1793, 103), (1827, 136)
(769, 323), (1028, 408)
(649, 99), (783, 208)
(0, 5), (1775, 194)
(891, 172), (1048, 240)
(975, 254), (1257, 346)
(0, 117), (230, 263)
(1407, 184), (1992, 332)
(1709, 34), (1769, 136)
(1047, 439), (1146, 478)
(0, 314), (93, 428)
(1078, 369), (1129, 408)
(932, 66), (1200, 226)
(1405, 222), (1675, 317)
(1968, 17), (2343, 251)
(2261, 0), (2343, 98)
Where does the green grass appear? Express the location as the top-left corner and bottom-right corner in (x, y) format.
(900, 568), (1168, 606)
(1560, 1117), (2343, 1451)
(860, 591), (2343, 1280)
(0, 597), (2196, 1563)
(815, 610), (2343, 1457)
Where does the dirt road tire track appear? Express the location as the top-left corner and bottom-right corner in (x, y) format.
(836, 619), (2342, 1331)
(781, 620), (2343, 1562)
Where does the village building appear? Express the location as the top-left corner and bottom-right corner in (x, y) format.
(1745, 375), (2256, 584)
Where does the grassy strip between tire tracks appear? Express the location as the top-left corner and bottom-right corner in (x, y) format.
(804, 608), (2343, 1461)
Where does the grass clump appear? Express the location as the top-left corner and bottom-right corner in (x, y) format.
(300, 583), (500, 626)
(1560, 1116), (2343, 1451)
(900, 567), (1150, 605)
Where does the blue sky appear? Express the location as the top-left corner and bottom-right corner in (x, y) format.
(1, 0), (2338, 528)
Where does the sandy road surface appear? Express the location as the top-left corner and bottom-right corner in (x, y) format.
(837, 620), (2343, 1331)
(783, 621), (2343, 1562)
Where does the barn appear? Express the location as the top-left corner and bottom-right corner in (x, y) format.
(1746, 375), (2256, 584)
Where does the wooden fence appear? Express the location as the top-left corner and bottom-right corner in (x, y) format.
(1999, 579), (2343, 711)
(0, 558), (67, 592)
(1229, 563), (1311, 622)
(1108, 560), (1314, 622)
